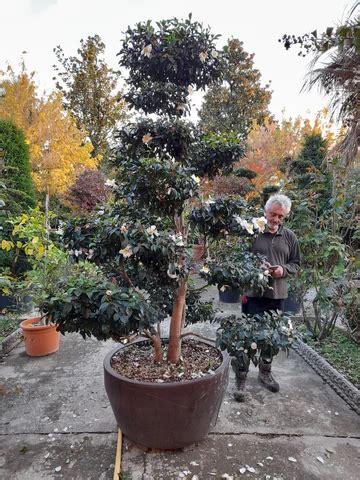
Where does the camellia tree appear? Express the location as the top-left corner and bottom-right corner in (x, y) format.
(42, 18), (297, 449)
(47, 17), (275, 365)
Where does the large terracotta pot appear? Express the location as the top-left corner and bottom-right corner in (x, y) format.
(21, 317), (60, 357)
(104, 338), (230, 450)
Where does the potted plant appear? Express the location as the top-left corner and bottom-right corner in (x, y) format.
(217, 311), (296, 375)
(1, 208), (65, 356)
(44, 17), (269, 450)
(190, 232), (206, 262)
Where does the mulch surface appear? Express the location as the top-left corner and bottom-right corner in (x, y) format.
(110, 338), (222, 382)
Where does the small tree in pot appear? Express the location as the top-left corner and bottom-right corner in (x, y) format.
(45, 16), (270, 449)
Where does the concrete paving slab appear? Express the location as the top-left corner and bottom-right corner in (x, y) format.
(1, 281), (359, 479)
(215, 351), (360, 437)
(122, 434), (360, 480)
(0, 433), (117, 480)
(1, 334), (117, 435)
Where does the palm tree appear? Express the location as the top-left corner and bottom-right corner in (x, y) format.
(305, 2), (359, 167)
(281, 2), (359, 167)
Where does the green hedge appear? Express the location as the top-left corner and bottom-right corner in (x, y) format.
(0, 119), (36, 215)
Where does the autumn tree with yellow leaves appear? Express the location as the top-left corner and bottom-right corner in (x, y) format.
(0, 61), (101, 216)
(0, 61), (38, 133)
(28, 92), (100, 195)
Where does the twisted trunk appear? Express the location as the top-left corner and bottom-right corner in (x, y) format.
(167, 280), (187, 364)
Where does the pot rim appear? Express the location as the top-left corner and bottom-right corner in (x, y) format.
(104, 336), (229, 387)
(20, 317), (58, 331)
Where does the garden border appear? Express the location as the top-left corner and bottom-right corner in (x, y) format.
(292, 339), (360, 415)
(1, 328), (23, 356)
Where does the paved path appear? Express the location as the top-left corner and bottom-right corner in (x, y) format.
(1, 284), (359, 479)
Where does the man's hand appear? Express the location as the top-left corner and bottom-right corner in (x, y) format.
(271, 265), (284, 278)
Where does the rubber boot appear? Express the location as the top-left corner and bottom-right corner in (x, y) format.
(258, 358), (280, 393)
(231, 358), (248, 402)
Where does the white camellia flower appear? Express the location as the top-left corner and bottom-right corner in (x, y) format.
(258, 273), (264, 281)
(142, 133), (153, 144)
(98, 209), (104, 216)
(175, 234), (184, 246)
(240, 219), (254, 235)
(252, 216), (267, 232)
(288, 319), (293, 335)
(141, 44), (152, 57)
(105, 179), (116, 188)
(200, 265), (209, 274)
(120, 224), (128, 234)
(169, 233), (184, 246)
(167, 266), (178, 279)
(119, 245), (133, 258)
(146, 225), (159, 237)
(211, 49), (219, 58)
(251, 342), (257, 350)
(106, 290), (113, 297)
(191, 174), (201, 185)
(187, 85), (194, 95)
(199, 51), (208, 63)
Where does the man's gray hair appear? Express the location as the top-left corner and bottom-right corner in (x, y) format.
(265, 194), (292, 214)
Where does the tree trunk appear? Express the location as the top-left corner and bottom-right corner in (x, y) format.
(151, 332), (163, 363)
(45, 189), (50, 240)
(167, 280), (187, 364)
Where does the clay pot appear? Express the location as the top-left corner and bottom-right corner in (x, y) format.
(192, 243), (205, 262)
(20, 317), (60, 357)
(104, 338), (229, 450)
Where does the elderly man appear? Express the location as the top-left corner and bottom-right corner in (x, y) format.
(233, 194), (300, 402)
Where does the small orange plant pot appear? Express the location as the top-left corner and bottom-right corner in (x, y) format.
(21, 317), (60, 357)
(192, 243), (205, 262)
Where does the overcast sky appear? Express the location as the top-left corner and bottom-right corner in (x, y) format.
(1, 0), (352, 122)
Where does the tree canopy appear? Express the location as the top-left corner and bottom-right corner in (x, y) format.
(53, 34), (128, 160)
(0, 119), (36, 215)
(198, 38), (272, 140)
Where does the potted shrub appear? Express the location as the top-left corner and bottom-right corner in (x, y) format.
(1, 208), (66, 356)
(217, 311), (296, 375)
(190, 232), (206, 262)
(44, 17), (270, 450)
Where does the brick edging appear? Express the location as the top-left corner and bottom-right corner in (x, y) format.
(292, 340), (360, 415)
